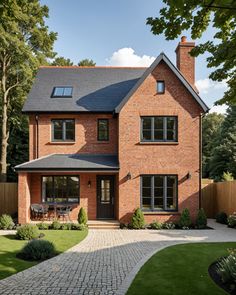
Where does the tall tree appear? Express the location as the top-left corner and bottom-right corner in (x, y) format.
(209, 106), (236, 180)
(0, 0), (57, 181)
(78, 59), (96, 66)
(51, 56), (74, 66)
(147, 1), (236, 105)
(202, 112), (224, 178)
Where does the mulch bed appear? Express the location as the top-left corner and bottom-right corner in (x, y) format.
(208, 260), (236, 295)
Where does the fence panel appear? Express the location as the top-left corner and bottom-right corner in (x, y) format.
(0, 183), (18, 216)
(201, 180), (236, 218)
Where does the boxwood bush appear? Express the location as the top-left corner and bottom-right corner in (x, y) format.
(130, 208), (145, 229)
(195, 208), (207, 229)
(0, 214), (14, 230)
(228, 213), (236, 228)
(16, 224), (39, 240)
(36, 222), (50, 230)
(18, 239), (55, 261)
(50, 220), (61, 230)
(179, 208), (191, 229)
(78, 208), (88, 225)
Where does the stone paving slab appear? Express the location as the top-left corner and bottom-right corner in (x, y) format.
(0, 220), (236, 295)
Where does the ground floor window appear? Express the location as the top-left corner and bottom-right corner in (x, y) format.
(141, 175), (177, 211)
(42, 175), (80, 203)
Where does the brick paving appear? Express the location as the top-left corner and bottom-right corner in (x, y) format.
(0, 220), (236, 295)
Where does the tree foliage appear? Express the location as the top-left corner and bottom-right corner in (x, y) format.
(78, 59), (96, 66)
(146, 0), (236, 105)
(0, 0), (57, 181)
(51, 56), (74, 66)
(209, 106), (236, 180)
(202, 112), (224, 178)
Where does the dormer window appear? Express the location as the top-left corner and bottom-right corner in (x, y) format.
(157, 81), (165, 94)
(52, 87), (73, 97)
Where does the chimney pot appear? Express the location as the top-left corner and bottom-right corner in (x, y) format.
(181, 36), (187, 43)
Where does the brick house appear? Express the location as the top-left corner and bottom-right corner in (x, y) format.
(16, 37), (209, 224)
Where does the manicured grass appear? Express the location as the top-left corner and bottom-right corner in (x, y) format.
(127, 242), (236, 295)
(0, 229), (87, 280)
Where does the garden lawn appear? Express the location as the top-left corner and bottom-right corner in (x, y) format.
(0, 229), (87, 280)
(127, 242), (236, 295)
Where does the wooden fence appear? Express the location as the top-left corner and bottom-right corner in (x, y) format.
(201, 180), (236, 218)
(0, 183), (18, 216)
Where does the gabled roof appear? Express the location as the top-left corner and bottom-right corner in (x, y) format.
(15, 154), (119, 172)
(23, 53), (209, 114)
(23, 67), (146, 113)
(115, 53), (209, 113)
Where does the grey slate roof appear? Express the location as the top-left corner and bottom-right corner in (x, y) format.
(15, 154), (119, 172)
(23, 67), (146, 113)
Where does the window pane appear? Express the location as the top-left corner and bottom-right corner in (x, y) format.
(65, 120), (75, 140)
(101, 180), (110, 203)
(154, 176), (164, 188)
(154, 118), (164, 140)
(142, 130), (152, 140)
(54, 176), (67, 202)
(53, 120), (63, 140)
(142, 118), (151, 129)
(63, 87), (73, 96)
(157, 81), (164, 93)
(98, 119), (109, 141)
(154, 197), (163, 209)
(54, 87), (64, 96)
(42, 176), (53, 202)
(167, 117), (176, 141)
(142, 176), (152, 187)
(142, 197), (152, 209)
(166, 176), (177, 210)
(67, 176), (79, 199)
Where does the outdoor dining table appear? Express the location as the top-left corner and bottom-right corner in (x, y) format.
(47, 203), (70, 219)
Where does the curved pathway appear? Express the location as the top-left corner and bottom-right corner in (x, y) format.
(0, 220), (236, 295)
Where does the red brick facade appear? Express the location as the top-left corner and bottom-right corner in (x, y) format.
(18, 39), (204, 225)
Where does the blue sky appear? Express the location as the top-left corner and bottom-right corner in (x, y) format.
(41, 0), (227, 113)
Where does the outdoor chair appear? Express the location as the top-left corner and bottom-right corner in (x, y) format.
(57, 205), (72, 221)
(31, 204), (49, 220)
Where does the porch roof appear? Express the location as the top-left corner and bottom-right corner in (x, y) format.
(15, 154), (119, 172)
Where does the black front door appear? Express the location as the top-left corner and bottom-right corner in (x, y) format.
(97, 175), (115, 219)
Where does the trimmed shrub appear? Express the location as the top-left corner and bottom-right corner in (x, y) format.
(71, 223), (86, 230)
(0, 214), (14, 230)
(120, 223), (128, 229)
(61, 223), (72, 230)
(162, 222), (175, 229)
(228, 213), (236, 228)
(179, 208), (191, 229)
(195, 208), (207, 229)
(78, 208), (87, 225)
(150, 221), (162, 230)
(50, 220), (61, 230)
(36, 222), (49, 230)
(216, 212), (228, 225)
(16, 224), (39, 240)
(18, 239), (55, 261)
(130, 208), (145, 229)
(217, 249), (236, 283)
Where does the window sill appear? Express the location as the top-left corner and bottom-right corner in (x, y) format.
(143, 211), (180, 215)
(48, 141), (76, 145)
(139, 142), (179, 145)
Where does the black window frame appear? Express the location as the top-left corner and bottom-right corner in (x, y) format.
(141, 116), (178, 142)
(97, 119), (109, 141)
(140, 174), (178, 212)
(51, 87), (73, 98)
(156, 81), (165, 94)
(51, 119), (75, 142)
(41, 175), (80, 204)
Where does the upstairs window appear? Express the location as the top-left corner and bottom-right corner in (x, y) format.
(98, 119), (109, 141)
(141, 116), (177, 142)
(52, 87), (73, 97)
(156, 81), (165, 94)
(52, 119), (75, 141)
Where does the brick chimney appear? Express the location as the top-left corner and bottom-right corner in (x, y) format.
(175, 36), (195, 85)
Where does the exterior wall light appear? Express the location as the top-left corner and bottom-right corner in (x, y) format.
(187, 172), (192, 179)
(127, 172), (131, 180)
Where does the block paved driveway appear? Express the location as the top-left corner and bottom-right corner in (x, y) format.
(0, 220), (236, 295)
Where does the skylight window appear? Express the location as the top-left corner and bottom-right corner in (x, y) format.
(52, 87), (73, 97)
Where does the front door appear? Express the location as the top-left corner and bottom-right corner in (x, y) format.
(97, 175), (115, 219)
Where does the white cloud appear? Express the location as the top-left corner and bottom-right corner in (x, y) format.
(195, 78), (227, 94)
(106, 48), (155, 67)
(209, 104), (228, 114)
